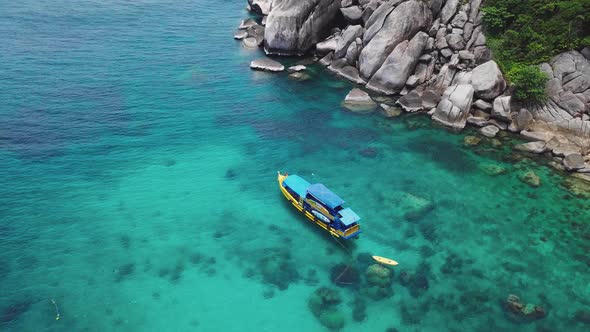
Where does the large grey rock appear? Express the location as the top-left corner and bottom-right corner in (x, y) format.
(249, 0), (273, 15)
(557, 91), (586, 116)
(514, 108), (534, 131)
(359, 0), (432, 79)
(345, 40), (362, 65)
(428, 0), (445, 16)
(250, 58), (285, 72)
(436, 36), (449, 50)
(431, 84), (474, 129)
(440, 48), (453, 58)
(451, 11), (468, 28)
(364, 0), (402, 42)
(463, 22), (474, 41)
(422, 89), (441, 109)
(361, 0), (386, 23)
(433, 64), (457, 93)
(515, 141), (547, 154)
(563, 153), (585, 171)
(315, 35), (340, 55)
(246, 24), (265, 45)
(439, 0), (459, 24)
(397, 90), (424, 112)
(471, 61), (506, 100)
(366, 32), (429, 95)
(581, 46), (590, 60)
(264, 0), (341, 55)
(469, 0), (483, 23)
(473, 99), (492, 111)
(473, 46), (492, 65)
(491, 96), (511, 122)
(334, 25), (364, 58)
(329, 65), (366, 84)
(446, 33), (465, 51)
(459, 50), (475, 61)
(467, 116), (488, 127)
(341, 5), (363, 23)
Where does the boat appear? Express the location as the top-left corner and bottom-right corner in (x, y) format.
(277, 172), (361, 239)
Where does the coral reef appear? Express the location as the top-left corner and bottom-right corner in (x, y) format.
(503, 294), (547, 323)
(258, 247), (300, 290)
(365, 264), (393, 300)
(308, 287), (345, 330)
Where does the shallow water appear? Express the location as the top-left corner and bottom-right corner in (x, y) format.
(1, 1), (589, 331)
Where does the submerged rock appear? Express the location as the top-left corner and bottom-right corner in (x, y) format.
(464, 135), (482, 146)
(503, 294), (547, 322)
(480, 163), (507, 176)
(308, 287), (346, 330)
(365, 264), (393, 300)
(519, 170), (541, 187)
(563, 173), (590, 198)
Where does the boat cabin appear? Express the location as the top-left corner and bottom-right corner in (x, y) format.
(280, 174), (361, 239)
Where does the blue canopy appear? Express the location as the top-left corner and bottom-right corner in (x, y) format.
(307, 183), (344, 209)
(283, 175), (310, 197)
(339, 207), (360, 226)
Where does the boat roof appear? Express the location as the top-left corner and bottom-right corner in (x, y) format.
(307, 183), (345, 209)
(283, 175), (310, 197)
(339, 207), (360, 226)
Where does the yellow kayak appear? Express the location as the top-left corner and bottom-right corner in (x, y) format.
(372, 255), (399, 266)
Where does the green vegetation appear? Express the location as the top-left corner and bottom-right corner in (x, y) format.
(481, 0), (590, 102)
(505, 64), (548, 101)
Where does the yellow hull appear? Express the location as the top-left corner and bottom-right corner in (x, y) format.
(278, 173), (360, 239)
(372, 255), (399, 266)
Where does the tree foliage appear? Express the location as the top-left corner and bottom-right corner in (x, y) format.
(505, 64), (548, 102)
(482, 0), (590, 102)
(482, 0), (590, 65)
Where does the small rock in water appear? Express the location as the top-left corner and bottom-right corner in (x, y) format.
(519, 170), (541, 187)
(233, 30), (248, 40)
(287, 65), (306, 73)
(342, 88), (377, 113)
(250, 58), (285, 72)
(480, 125), (499, 138)
(380, 104), (402, 118)
(515, 141), (546, 154)
(242, 37), (259, 48)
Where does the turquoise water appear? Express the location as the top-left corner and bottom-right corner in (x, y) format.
(1, 1), (589, 331)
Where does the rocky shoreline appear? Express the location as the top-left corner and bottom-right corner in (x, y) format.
(236, 0), (590, 178)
